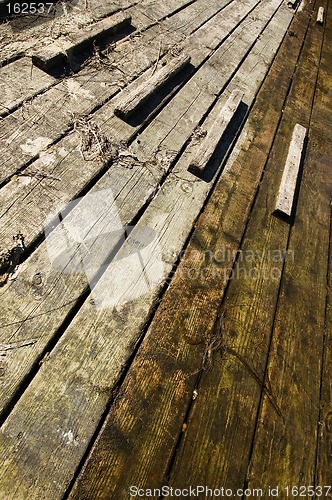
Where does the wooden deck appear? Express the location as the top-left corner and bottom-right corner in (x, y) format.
(0, 0), (331, 498)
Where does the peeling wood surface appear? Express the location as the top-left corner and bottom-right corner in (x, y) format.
(0, 0), (331, 498)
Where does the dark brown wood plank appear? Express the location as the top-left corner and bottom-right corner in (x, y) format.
(305, 0), (332, 489)
(242, 0), (331, 491)
(168, 0), (326, 490)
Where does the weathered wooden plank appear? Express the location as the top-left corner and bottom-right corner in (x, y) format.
(0, 1), (296, 498)
(274, 123), (306, 217)
(68, 4), (311, 498)
(188, 89), (243, 176)
(0, 58), (55, 116)
(300, 0), (332, 488)
(0, 0), (268, 425)
(0, 0), (234, 185)
(32, 12), (132, 71)
(0, 0), (262, 252)
(0, 0), (267, 421)
(171, 0), (321, 496)
(236, 0), (328, 492)
(114, 54), (191, 119)
(316, 6), (324, 24)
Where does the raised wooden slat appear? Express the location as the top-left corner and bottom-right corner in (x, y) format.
(287, 0), (297, 9)
(114, 54), (191, 119)
(0, 0), (235, 185)
(316, 6), (324, 24)
(0, 0), (296, 497)
(273, 123), (306, 217)
(32, 12), (132, 71)
(188, 89), (243, 176)
(0, 0), (262, 251)
(0, 58), (55, 116)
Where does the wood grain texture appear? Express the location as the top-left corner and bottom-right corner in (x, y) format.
(0, 58), (55, 117)
(0, 0), (266, 441)
(0, 0), (270, 422)
(245, 0), (329, 490)
(66, 4), (304, 500)
(0, 0), (261, 252)
(274, 123), (306, 217)
(0, 1), (295, 498)
(309, 0), (332, 488)
(32, 12), (132, 71)
(114, 54), (191, 119)
(0, 0), (233, 185)
(169, 0), (319, 491)
(188, 89), (243, 175)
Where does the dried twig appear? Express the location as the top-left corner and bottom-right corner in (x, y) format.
(73, 116), (116, 161)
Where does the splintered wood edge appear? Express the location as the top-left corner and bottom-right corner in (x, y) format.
(188, 89), (243, 175)
(32, 12), (132, 71)
(273, 123), (307, 218)
(316, 7), (324, 24)
(114, 54), (191, 119)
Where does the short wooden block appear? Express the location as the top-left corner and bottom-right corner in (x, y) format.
(188, 89), (243, 176)
(274, 123), (307, 217)
(316, 6), (324, 25)
(32, 12), (131, 71)
(114, 54), (191, 119)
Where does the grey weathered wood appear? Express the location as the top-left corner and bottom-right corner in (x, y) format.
(0, 0), (261, 246)
(188, 89), (243, 175)
(0, 1), (294, 497)
(32, 12), (132, 71)
(316, 6), (324, 24)
(274, 123), (306, 217)
(114, 54), (191, 119)
(0, 0), (234, 185)
(0, 58), (55, 116)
